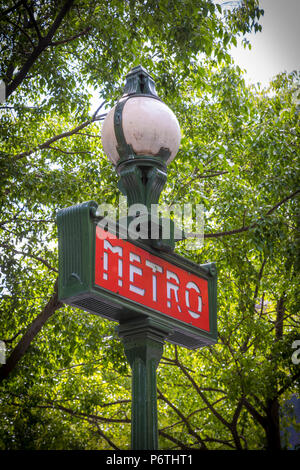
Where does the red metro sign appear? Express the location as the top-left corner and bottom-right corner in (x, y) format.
(95, 227), (210, 333)
(57, 200), (217, 350)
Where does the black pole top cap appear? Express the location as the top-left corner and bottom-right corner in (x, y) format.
(122, 65), (158, 98)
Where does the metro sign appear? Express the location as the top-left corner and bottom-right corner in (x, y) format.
(95, 227), (210, 332)
(57, 201), (217, 349)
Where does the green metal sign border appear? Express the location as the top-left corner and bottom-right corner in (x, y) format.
(57, 201), (217, 349)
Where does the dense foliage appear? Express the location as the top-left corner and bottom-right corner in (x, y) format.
(0, 0), (299, 450)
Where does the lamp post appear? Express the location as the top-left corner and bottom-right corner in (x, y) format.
(57, 65), (218, 451)
(101, 65), (181, 252)
(101, 66), (182, 449)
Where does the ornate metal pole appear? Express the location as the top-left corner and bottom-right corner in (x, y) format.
(57, 66), (218, 452)
(117, 318), (169, 450)
(101, 66), (182, 449)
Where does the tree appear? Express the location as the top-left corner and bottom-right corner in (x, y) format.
(1, 0), (299, 450)
(158, 66), (300, 450)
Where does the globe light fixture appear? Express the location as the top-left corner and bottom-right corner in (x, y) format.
(101, 65), (181, 211)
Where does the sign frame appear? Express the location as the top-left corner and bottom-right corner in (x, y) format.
(57, 201), (217, 349)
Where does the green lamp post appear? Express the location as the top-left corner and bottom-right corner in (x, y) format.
(101, 65), (182, 449)
(57, 66), (218, 451)
(101, 65), (181, 252)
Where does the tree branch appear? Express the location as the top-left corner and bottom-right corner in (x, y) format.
(92, 100), (107, 119)
(0, 278), (62, 382)
(22, 0), (42, 40)
(0, 243), (58, 273)
(0, 0), (23, 16)
(46, 401), (130, 424)
(158, 430), (191, 450)
(48, 145), (91, 155)
(93, 421), (120, 450)
(1, 328), (24, 345)
(0, 205), (25, 227)
(6, 399), (123, 450)
(230, 399), (244, 449)
(275, 294), (286, 341)
(203, 189), (300, 239)
(157, 387), (207, 449)
(240, 258), (267, 353)
(202, 435), (236, 449)
(6, 0), (75, 98)
(242, 397), (267, 429)
(276, 370), (300, 398)
(12, 111), (106, 161)
(175, 357), (232, 431)
(204, 225), (250, 239)
(49, 26), (92, 46)
(196, 170), (229, 179)
(5, 17), (35, 47)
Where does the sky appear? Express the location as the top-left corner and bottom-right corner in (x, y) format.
(229, 0), (300, 87)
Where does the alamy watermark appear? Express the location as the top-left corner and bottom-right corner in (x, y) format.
(291, 340), (300, 365)
(0, 340), (6, 364)
(95, 195), (204, 250)
(0, 80), (6, 104)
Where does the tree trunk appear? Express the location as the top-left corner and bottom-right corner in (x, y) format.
(264, 294), (286, 450)
(265, 398), (282, 450)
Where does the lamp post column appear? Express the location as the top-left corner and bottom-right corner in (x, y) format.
(117, 318), (169, 450)
(102, 65), (181, 449)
